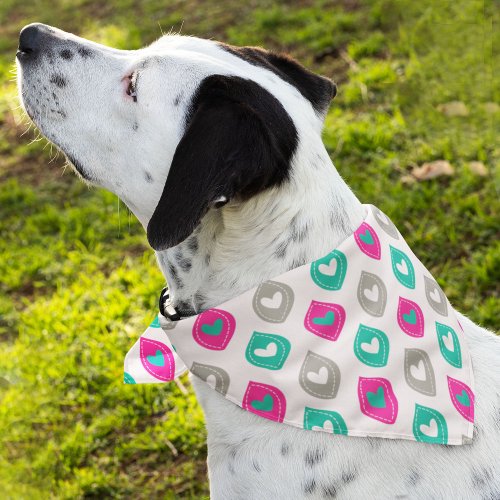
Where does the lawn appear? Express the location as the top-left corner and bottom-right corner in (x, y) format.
(0, 0), (498, 497)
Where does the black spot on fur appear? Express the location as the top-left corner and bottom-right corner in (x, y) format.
(147, 75), (298, 250)
(187, 236), (199, 253)
(252, 460), (261, 473)
(305, 448), (325, 468)
(56, 110), (67, 118)
(132, 122), (139, 131)
(205, 254), (210, 265)
(167, 263), (183, 289)
(322, 483), (338, 498)
(304, 478), (317, 495)
(174, 247), (183, 261)
(78, 47), (94, 58)
(178, 258), (192, 272)
(274, 241), (288, 259)
(144, 171), (153, 183)
(50, 74), (66, 88)
(406, 469), (421, 486)
(220, 43), (336, 115)
(280, 442), (290, 456)
(290, 216), (309, 243)
(472, 467), (494, 489)
(341, 470), (357, 484)
(60, 49), (73, 60)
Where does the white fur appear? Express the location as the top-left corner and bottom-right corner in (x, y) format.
(18, 25), (500, 499)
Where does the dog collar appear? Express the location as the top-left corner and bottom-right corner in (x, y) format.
(124, 204), (474, 445)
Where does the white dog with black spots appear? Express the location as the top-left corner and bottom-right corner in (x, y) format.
(17, 23), (500, 499)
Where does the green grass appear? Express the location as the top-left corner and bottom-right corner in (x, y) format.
(0, 0), (498, 497)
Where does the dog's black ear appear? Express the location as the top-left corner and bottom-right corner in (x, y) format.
(147, 75), (297, 251)
(220, 44), (337, 116)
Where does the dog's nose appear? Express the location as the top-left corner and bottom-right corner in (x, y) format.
(17, 23), (49, 60)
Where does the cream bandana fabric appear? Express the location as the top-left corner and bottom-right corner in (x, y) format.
(124, 205), (475, 445)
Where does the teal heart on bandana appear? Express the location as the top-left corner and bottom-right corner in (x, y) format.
(403, 309), (417, 325)
(456, 389), (471, 407)
(354, 324), (389, 367)
(359, 229), (374, 245)
(146, 350), (165, 367)
(436, 322), (462, 368)
(201, 318), (223, 336)
(390, 246), (415, 289)
(245, 332), (291, 370)
(251, 393), (274, 412)
(367, 386), (386, 408)
(312, 311), (335, 326)
(310, 250), (347, 291)
(413, 404), (448, 444)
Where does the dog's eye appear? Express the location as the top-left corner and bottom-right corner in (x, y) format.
(126, 72), (138, 102)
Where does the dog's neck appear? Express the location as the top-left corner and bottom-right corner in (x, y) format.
(155, 145), (364, 315)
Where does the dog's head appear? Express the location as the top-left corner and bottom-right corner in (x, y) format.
(17, 23), (336, 250)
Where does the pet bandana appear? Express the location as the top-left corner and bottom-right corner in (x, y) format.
(124, 205), (475, 445)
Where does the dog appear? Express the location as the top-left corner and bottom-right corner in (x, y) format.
(16, 23), (500, 499)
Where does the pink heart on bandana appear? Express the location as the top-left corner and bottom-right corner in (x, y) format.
(354, 222), (381, 260)
(304, 300), (346, 341)
(243, 381), (287, 422)
(358, 377), (398, 424)
(397, 297), (424, 337)
(447, 376), (474, 422)
(192, 308), (236, 350)
(140, 337), (175, 381)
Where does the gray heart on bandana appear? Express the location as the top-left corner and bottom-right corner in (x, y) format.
(191, 362), (230, 396)
(252, 280), (294, 323)
(424, 276), (448, 316)
(357, 271), (387, 317)
(299, 351), (340, 399)
(404, 349), (436, 396)
(370, 205), (399, 239)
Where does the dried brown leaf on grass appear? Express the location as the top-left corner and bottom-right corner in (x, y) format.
(468, 161), (488, 177)
(408, 160), (455, 181)
(436, 101), (469, 116)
